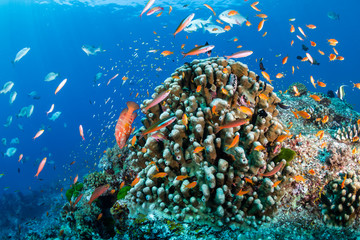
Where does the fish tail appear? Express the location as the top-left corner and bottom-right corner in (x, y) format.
(181, 52), (186, 59)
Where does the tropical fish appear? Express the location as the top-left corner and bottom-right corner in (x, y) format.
(33, 130), (44, 140)
(236, 188), (250, 196)
(46, 104), (55, 116)
(272, 180), (282, 187)
(193, 146), (205, 153)
(282, 56), (288, 65)
(258, 18), (266, 31)
(225, 135), (239, 150)
(4, 147), (16, 157)
(306, 52), (313, 64)
(169, 6), (172, 14)
(250, 1), (261, 11)
(49, 111), (61, 121)
(107, 74), (119, 85)
(225, 50), (253, 59)
(276, 73), (284, 78)
(317, 81), (326, 87)
(97, 213), (103, 220)
(294, 175), (306, 182)
(239, 106), (253, 115)
(79, 125), (85, 140)
(327, 11), (340, 20)
(310, 76), (316, 88)
(254, 145), (265, 151)
(341, 174), (347, 189)
(298, 27), (306, 38)
(185, 181), (197, 189)
(204, 4), (216, 16)
(215, 118), (249, 133)
(306, 24), (316, 29)
(152, 172), (168, 178)
(131, 176), (140, 187)
(146, 6), (163, 16)
(161, 51), (173, 56)
(88, 184), (110, 205)
(309, 169), (315, 175)
(290, 25), (295, 33)
(73, 193), (83, 207)
(35, 157), (47, 178)
(322, 116), (329, 124)
(224, 25), (231, 31)
(55, 79), (67, 95)
(9, 92), (17, 104)
(140, 0), (156, 18)
(151, 131), (167, 142)
(115, 101), (139, 149)
(73, 174), (78, 184)
(176, 175), (189, 181)
(309, 95), (321, 101)
(144, 89), (171, 112)
(182, 44), (215, 58)
(13, 47), (30, 63)
(184, 16), (213, 33)
(44, 72), (59, 82)
(244, 177), (253, 185)
(174, 13), (195, 37)
(81, 45), (104, 56)
(120, 182), (125, 189)
(259, 162), (284, 177)
(310, 41), (316, 47)
(296, 110), (311, 119)
(28, 91), (40, 100)
(336, 85), (346, 100)
(219, 10), (246, 26)
(182, 114), (188, 129)
(18, 154), (23, 162)
(259, 93), (269, 101)
(3, 116), (12, 128)
(140, 116), (177, 137)
(293, 86), (300, 96)
(0, 81), (14, 94)
(261, 71), (272, 84)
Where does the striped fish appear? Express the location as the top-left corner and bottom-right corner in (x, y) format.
(336, 85), (346, 100)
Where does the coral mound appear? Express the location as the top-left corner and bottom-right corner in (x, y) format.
(126, 57), (296, 227)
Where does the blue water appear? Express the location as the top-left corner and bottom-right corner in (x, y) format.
(0, 0), (359, 234)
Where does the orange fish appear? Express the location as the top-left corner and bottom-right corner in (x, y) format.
(169, 6), (172, 14)
(223, 68), (229, 74)
(224, 25), (231, 31)
(320, 142), (327, 148)
(97, 213), (103, 220)
(246, 20), (251, 26)
(352, 147), (357, 155)
(254, 145), (265, 151)
(174, 13), (195, 37)
(293, 85), (300, 96)
(161, 51), (174, 56)
(152, 172), (168, 178)
(193, 146), (205, 154)
(258, 19), (266, 31)
(215, 118), (250, 133)
(120, 181), (125, 189)
(18, 154), (23, 162)
(333, 47), (338, 55)
(306, 24), (316, 29)
(176, 175), (189, 181)
(309, 169), (315, 175)
(317, 81), (327, 87)
(318, 50), (325, 55)
(256, 14), (267, 18)
(353, 136), (359, 142)
(294, 175), (306, 182)
(239, 106), (253, 115)
(182, 113), (188, 129)
(228, 10), (238, 16)
(73, 174), (78, 185)
(329, 53), (336, 61)
(131, 176), (140, 187)
(115, 101), (139, 149)
(341, 174), (347, 189)
(336, 56), (344, 61)
(204, 4), (216, 16)
(181, 44), (185, 49)
(250, 2), (261, 11)
(259, 93), (269, 101)
(122, 76), (128, 81)
(272, 180), (282, 187)
(292, 66), (295, 74)
(212, 105), (218, 116)
(236, 188), (250, 196)
(309, 94), (321, 101)
(244, 177), (253, 185)
(322, 115), (329, 124)
(290, 25), (295, 33)
(130, 136), (136, 147)
(276, 135), (288, 142)
(35, 157), (47, 178)
(185, 181), (197, 189)
(291, 40), (294, 46)
(225, 135), (239, 150)
(328, 39), (338, 45)
(296, 110), (311, 119)
(261, 71), (272, 84)
(282, 56), (288, 65)
(262, 32), (267, 37)
(216, 19), (224, 24)
(33, 129), (44, 140)
(276, 73), (284, 78)
(88, 184), (110, 205)
(310, 41), (316, 47)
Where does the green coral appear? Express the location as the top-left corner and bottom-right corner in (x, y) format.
(117, 186), (131, 200)
(166, 220), (184, 234)
(65, 182), (84, 202)
(272, 148), (296, 166)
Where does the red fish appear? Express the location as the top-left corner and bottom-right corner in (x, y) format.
(35, 157), (47, 178)
(115, 101), (139, 149)
(259, 162), (284, 177)
(88, 184), (110, 205)
(215, 118), (249, 133)
(140, 0), (155, 18)
(73, 193), (83, 207)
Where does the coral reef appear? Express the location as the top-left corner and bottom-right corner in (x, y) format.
(126, 57), (298, 228)
(320, 171), (360, 226)
(333, 122), (360, 142)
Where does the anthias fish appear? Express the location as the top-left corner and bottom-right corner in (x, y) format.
(143, 89), (171, 112)
(88, 184), (110, 205)
(115, 101), (139, 149)
(174, 13), (195, 37)
(182, 44), (215, 58)
(215, 118), (250, 133)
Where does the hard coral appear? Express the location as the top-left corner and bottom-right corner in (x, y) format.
(126, 57), (296, 228)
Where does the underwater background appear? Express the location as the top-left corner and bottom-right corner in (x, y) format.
(1, 0), (360, 239)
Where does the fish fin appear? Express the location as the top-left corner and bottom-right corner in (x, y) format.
(206, 15), (213, 23)
(126, 101), (139, 111)
(131, 112), (137, 122)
